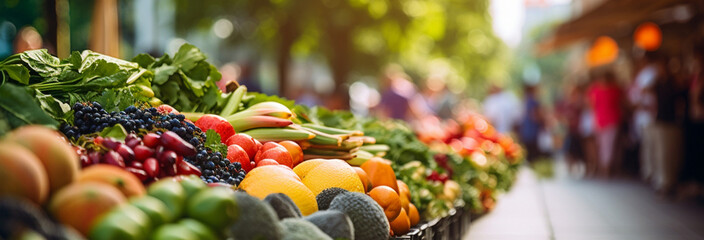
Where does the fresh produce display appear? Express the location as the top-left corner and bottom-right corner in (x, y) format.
(0, 45), (523, 239)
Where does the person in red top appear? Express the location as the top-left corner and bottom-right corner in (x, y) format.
(587, 71), (623, 178)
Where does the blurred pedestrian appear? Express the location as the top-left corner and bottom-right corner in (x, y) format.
(645, 56), (686, 195)
(519, 84), (543, 163)
(557, 83), (587, 175)
(14, 26), (42, 53)
(483, 84), (521, 134)
(683, 45), (704, 190)
(630, 53), (659, 182)
(375, 66), (416, 120)
(586, 70), (623, 178)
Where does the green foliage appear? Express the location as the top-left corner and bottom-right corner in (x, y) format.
(135, 44), (228, 113)
(0, 83), (59, 135)
(173, 0), (507, 96)
(204, 129), (228, 156)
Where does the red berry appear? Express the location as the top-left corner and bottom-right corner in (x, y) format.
(130, 161), (144, 169)
(102, 137), (121, 150)
(126, 138), (141, 149)
(144, 158), (160, 177)
(159, 150), (178, 165)
(126, 167), (148, 181)
(116, 144), (136, 163)
(133, 145), (155, 161)
(103, 150), (125, 168)
(80, 155), (91, 168)
(143, 133), (161, 148)
(160, 131), (196, 157)
(177, 161), (202, 176)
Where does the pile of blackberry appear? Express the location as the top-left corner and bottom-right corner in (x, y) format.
(61, 102), (246, 185)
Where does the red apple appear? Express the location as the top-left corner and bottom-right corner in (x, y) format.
(225, 134), (258, 160)
(256, 147), (293, 168)
(256, 159), (280, 167)
(227, 144), (252, 172)
(195, 114), (236, 143)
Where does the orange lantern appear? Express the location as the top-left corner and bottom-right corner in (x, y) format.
(586, 36), (619, 67)
(634, 22), (662, 51)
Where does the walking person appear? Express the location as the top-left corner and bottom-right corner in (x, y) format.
(519, 84), (544, 163)
(587, 71), (624, 178)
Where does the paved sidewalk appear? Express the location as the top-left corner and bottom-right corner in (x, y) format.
(465, 162), (704, 240)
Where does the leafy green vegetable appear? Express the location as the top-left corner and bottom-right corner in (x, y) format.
(0, 49), (154, 124)
(1, 64), (30, 84)
(99, 124), (128, 141)
(0, 83), (58, 130)
(136, 43), (227, 114)
(204, 129), (228, 155)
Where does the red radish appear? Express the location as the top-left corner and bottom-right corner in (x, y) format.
(177, 161), (202, 176)
(133, 145), (155, 161)
(160, 131), (196, 156)
(164, 163), (178, 176)
(227, 145), (252, 172)
(103, 151), (125, 168)
(126, 138), (141, 149)
(89, 151), (101, 164)
(144, 158), (159, 177)
(130, 161), (144, 169)
(80, 155), (91, 168)
(256, 147), (293, 168)
(116, 144), (135, 163)
(102, 137), (121, 150)
(256, 159), (279, 167)
(159, 150), (178, 165)
(157, 104), (179, 114)
(225, 134), (258, 160)
(195, 114), (235, 143)
(143, 133), (161, 148)
(126, 167), (148, 181)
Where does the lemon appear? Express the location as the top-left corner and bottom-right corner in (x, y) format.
(302, 160), (365, 195)
(293, 159), (328, 179)
(239, 165), (318, 216)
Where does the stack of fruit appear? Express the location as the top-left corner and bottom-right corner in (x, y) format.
(0, 45), (525, 239)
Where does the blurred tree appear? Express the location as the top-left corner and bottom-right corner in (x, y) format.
(173, 0), (507, 108)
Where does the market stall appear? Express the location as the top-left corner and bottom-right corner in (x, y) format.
(0, 44), (523, 240)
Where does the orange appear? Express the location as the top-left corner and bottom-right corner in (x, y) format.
(360, 157), (399, 193)
(397, 180), (411, 213)
(302, 160), (364, 195)
(408, 203), (420, 227)
(292, 159), (327, 179)
(368, 186), (402, 221)
(397, 180), (411, 199)
(242, 165), (301, 184)
(354, 167), (372, 192)
(238, 165), (317, 215)
(390, 208), (410, 235)
(279, 141), (304, 167)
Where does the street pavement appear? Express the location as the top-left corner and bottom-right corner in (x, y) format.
(465, 161), (704, 240)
